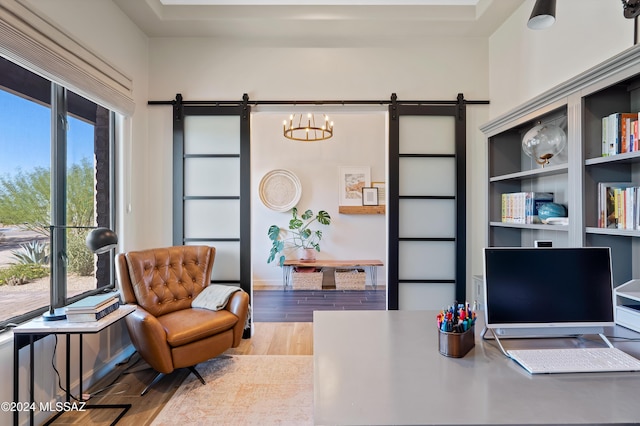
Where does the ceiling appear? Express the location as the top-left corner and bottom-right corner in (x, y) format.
(113, 0), (524, 45)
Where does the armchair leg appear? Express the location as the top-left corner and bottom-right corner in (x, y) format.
(141, 372), (166, 396)
(140, 366), (205, 396)
(188, 366), (206, 385)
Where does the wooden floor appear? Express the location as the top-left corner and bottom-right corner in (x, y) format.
(253, 288), (386, 322)
(43, 289), (383, 424)
(47, 322), (313, 425)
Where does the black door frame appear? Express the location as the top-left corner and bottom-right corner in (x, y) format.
(387, 93), (467, 309)
(171, 93), (251, 335)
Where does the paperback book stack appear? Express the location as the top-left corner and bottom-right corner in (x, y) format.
(602, 112), (640, 156)
(64, 292), (121, 323)
(598, 182), (640, 230)
(501, 192), (553, 224)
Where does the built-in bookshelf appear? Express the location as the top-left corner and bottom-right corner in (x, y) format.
(480, 44), (640, 289)
(484, 103), (569, 248)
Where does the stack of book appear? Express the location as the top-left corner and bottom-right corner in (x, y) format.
(598, 182), (639, 230)
(64, 292), (121, 323)
(501, 192), (554, 224)
(602, 112), (640, 156)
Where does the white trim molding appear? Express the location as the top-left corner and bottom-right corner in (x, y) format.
(0, 0), (135, 115)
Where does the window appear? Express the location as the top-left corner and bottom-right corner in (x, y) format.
(0, 57), (115, 327)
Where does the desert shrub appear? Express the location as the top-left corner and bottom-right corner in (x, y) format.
(11, 240), (48, 265)
(66, 231), (94, 276)
(0, 264), (48, 285)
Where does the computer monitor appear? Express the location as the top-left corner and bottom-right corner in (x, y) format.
(483, 247), (614, 338)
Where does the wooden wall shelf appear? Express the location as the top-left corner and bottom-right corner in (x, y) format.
(338, 205), (386, 215)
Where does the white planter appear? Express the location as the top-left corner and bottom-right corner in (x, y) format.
(299, 248), (317, 262)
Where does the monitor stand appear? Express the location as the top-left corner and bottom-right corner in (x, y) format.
(480, 326), (614, 357)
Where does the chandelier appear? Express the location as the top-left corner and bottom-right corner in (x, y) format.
(283, 113), (334, 142)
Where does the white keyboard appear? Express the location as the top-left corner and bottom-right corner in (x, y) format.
(507, 347), (640, 374)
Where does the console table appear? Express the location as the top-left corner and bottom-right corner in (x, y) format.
(13, 304), (135, 426)
(314, 310), (640, 425)
(282, 259), (383, 290)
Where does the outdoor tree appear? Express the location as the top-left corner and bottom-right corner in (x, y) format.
(0, 166), (49, 235)
(0, 159), (96, 275)
(0, 159), (94, 234)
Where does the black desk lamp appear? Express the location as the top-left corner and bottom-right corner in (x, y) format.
(42, 226), (118, 321)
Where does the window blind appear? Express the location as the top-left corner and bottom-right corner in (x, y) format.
(0, 0), (135, 116)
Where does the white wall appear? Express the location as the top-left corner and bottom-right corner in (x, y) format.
(147, 37), (490, 300)
(252, 109), (387, 287)
(1, 1), (148, 424)
(489, 0), (634, 119)
(148, 39), (490, 101)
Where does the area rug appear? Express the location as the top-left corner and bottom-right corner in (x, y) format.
(151, 355), (313, 425)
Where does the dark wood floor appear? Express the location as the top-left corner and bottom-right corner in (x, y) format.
(252, 288), (386, 322)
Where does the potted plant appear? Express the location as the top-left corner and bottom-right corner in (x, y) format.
(267, 207), (331, 266)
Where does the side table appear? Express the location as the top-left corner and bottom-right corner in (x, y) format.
(13, 304), (135, 426)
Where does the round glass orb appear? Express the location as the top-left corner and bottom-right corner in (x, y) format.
(521, 123), (566, 167)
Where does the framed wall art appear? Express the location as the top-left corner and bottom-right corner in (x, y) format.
(372, 181), (385, 205)
(338, 166), (370, 206)
(362, 187), (379, 206)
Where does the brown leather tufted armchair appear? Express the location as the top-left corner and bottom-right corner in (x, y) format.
(115, 245), (249, 395)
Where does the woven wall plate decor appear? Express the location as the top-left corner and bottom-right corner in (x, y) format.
(258, 169), (302, 212)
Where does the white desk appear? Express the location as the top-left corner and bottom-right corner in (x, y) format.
(13, 304), (135, 426)
(314, 310), (640, 425)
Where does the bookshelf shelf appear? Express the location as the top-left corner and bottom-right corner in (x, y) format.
(490, 222), (569, 232)
(489, 164), (568, 182)
(481, 44), (640, 288)
(585, 227), (640, 237)
(585, 150), (640, 166)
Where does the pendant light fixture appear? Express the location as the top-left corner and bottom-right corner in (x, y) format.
(622, 0), (640, 18)
(283, 113), (333, 142)
(527, 0), (556, 30)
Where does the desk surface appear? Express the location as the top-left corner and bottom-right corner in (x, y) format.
(14, 305), (135, 334)
(283, 259), (383, 267)
(314, 310), (640, 425)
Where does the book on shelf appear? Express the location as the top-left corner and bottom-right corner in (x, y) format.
(65, 297), (120, 322)
(602, 116), (608, 157)
(597, 182), (639, 230)
(603, 112), (638, 156)
(500, 192), (553, 224)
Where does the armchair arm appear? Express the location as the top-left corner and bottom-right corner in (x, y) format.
(124, 305), (174, 374)
(225, 291), (249, 347)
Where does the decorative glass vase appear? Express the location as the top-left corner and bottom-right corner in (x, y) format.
(522, 122), (566, 167)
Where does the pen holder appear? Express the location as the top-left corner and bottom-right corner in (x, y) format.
(438, 326), (475, 358)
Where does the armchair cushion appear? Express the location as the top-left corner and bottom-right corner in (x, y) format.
(158, 308), (238, 347)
